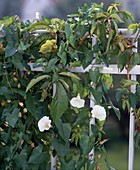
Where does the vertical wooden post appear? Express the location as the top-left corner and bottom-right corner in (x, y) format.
(128, 38), (138, 170)
(89, 94), (95, 161)
(51, 84), (56, 170)
(128, 74), (136, 170)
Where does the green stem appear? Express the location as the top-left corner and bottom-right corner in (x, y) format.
(3, 58), (14, 94)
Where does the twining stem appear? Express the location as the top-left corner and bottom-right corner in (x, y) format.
(96, 163), (101, 170)
(126, 54), (131, 90)
(3, 57), (14, 94)
(78, 33), (90, 48)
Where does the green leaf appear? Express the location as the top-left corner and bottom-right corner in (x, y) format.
(106, 29), (114, 52)
(115, 88), (125, 102)
(90, 24), (96, 35)
(5, 45), (17, 57)
(45, 57), (58, 72)
(18, 42), (31, 51)
(57, 42), (67, 66)
(89, 67), (101, 84)
(25, 94), (45, 120)
(87, 160), (95, 170)
(79, 134), (95, 155)
(0, 16), (15, 26)
(28, 21), (51, 32)
(28, 145), (50, 164)
(33, 58), (46, 68)
(91, 124), (99, 137)
(121, 79), (139, 88)
(58, 79), (69, 91)
(82, 50), (95, 68)
(136, 85), (140, 97)
(51, 82), (68, 122)
(5, 34), (18, 57)
(97, 23), (107, 49)
(14, 149), (28, 170)
(0, 86), (11, 96)
(76, 157), (87, 170)
(110, 14), (123, 23)
(59, 72), (80, 80)
(92, 44), (99, 53)
(91, 87), (103, 103)
(12, 55), (24, 69)
(111, 20), (118, 33)
(61, 158), (75, 170)
(121, 10), (134, 25)
(128, 92), (137, 108)
(59, 51), (67, 66)
(74, 108), (89, 126)
(128, 24), (137, 34)
(6, 108), (20, 128)
(69, 34), (77, 47)
(26, 75), (50, 92)
(130, 53), (140, 69)
(52, 138), (69, 157)
(135, 133), (140, 149)
(118, 50), (129, 71)
(70, 61), (81, 68)
(110, 101), (121, 120)
(56, 120), (71, 143)
(65, 23), (72, 40)
(101, 74), (113, 91)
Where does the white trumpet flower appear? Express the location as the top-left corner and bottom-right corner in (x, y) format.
(91, 105), (106, 121)
(38, 116), (52, 132)
(70, 94), (85, 108)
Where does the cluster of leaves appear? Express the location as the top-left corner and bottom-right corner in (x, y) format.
(0, 2), (140, 170)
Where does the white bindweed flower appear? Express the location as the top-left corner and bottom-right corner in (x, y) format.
(38, 116), (52, 132)
(70, 94), (85, 108)
(91, 105), (106, 121)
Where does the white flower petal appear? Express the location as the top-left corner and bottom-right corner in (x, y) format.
(38, 116), (52, 132)
(91, 105), (106, 121)
(70, 94), (85, 108)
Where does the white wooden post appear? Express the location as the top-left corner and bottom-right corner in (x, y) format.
(51, 84), (57, 170)
(128, 74), (136, 170)
(89, 94), (95, 161)
(128, 34), (138, 170)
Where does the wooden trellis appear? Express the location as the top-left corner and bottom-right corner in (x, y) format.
(29, 28), (140, 170)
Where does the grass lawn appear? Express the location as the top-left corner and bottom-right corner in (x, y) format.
(95, 141), (140, 170)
